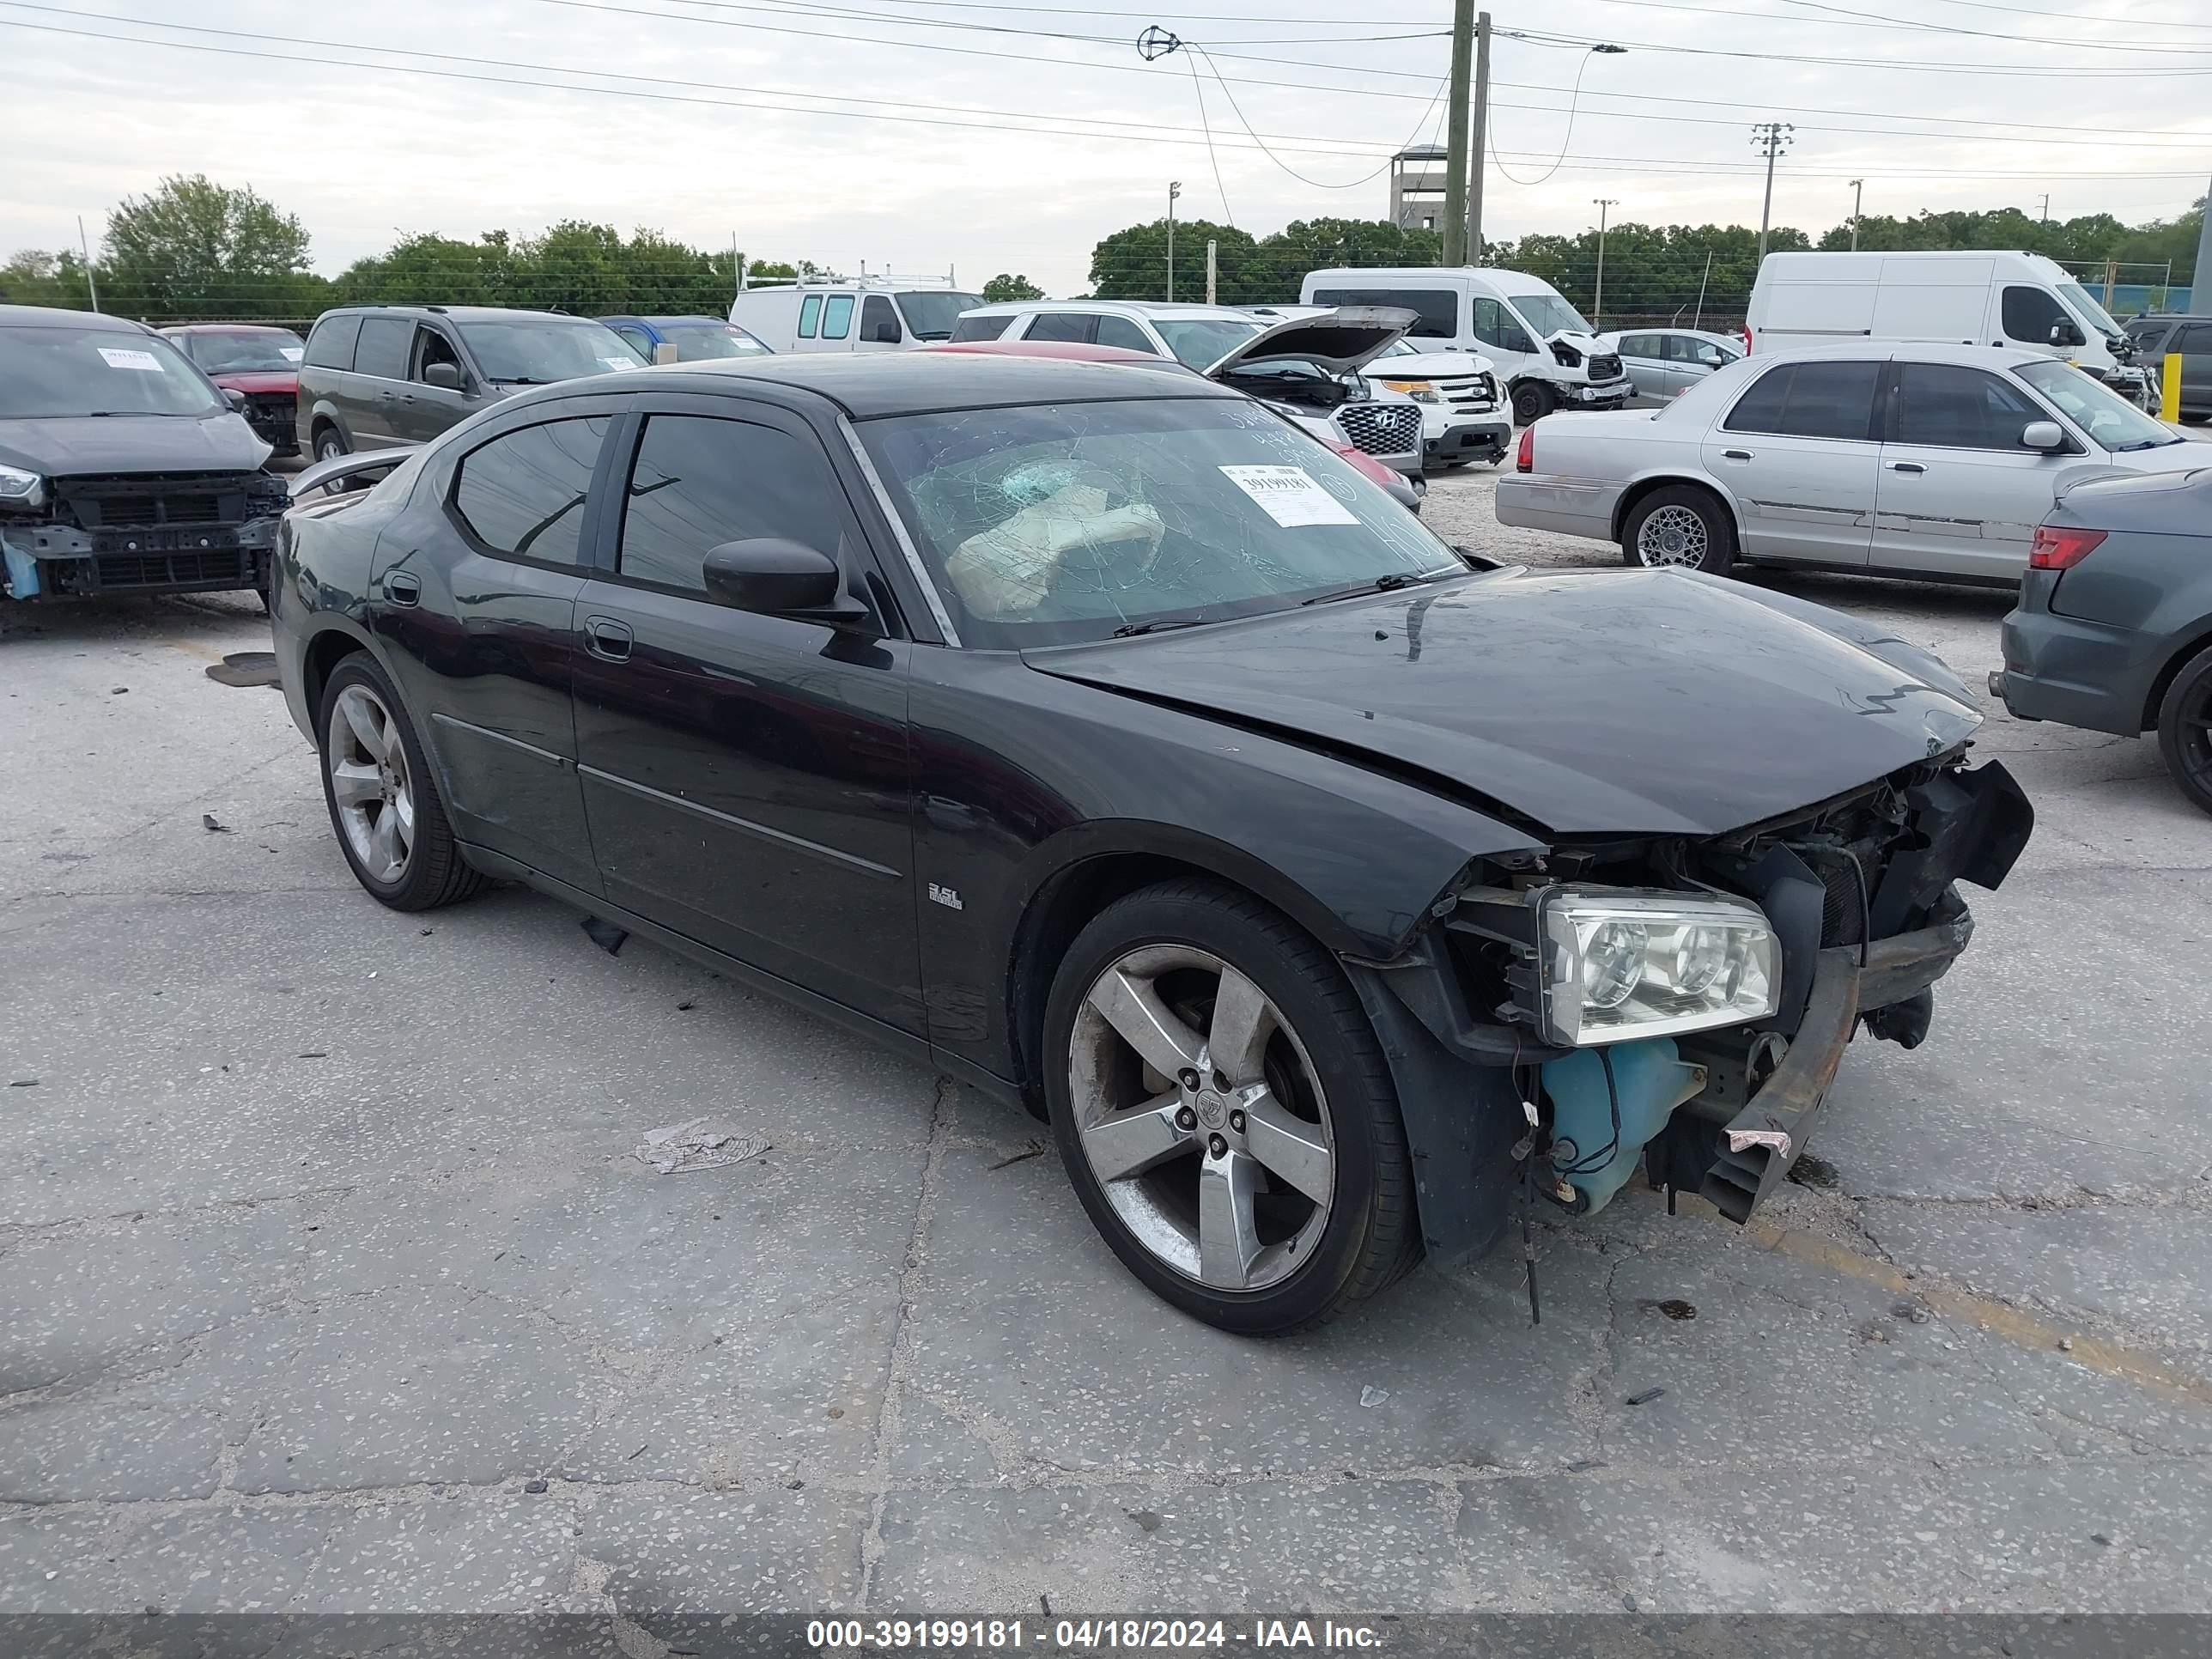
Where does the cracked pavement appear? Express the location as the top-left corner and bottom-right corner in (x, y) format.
(3, 478), (2209, 1617)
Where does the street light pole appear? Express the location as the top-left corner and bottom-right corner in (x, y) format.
(1166, 180), (1182, 302)
(1591, 198), (1618, 325)
(1751, 123), (1795, 262)
(1848, 179), (1863, 252)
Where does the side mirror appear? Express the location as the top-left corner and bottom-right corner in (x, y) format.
(222, 387), (247, 411)
(2021, 420), (2066, 452)
(2048, 321), (2084, 349)
(701, 538), (870, 625)
(869, 320), (902, 344)
(422, 362), (464, 391)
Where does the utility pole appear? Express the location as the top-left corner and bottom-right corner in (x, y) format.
(1468, 12), (1492, 264)
(2038, 192), (2051, 225)
(77, 215), (100, 312)
(1165, 180), (1181, 301)
(1692, 248), (1712, 330)
(1591, 198), (1618, 325)
(2192, 174), (2212, 314)
(1442, 0), (1474, 265)
(1206, 239), (1218, 306)
(1750, 124), (1794, 263)
(1848, 179), (1863, 252)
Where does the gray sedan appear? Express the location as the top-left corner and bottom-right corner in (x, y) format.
(1599, 328), (1742, 406)
(1996, 465), (2212, 815)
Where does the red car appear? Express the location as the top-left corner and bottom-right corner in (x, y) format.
(920, 338), (1425, 514)
(161, 324), (307, 456)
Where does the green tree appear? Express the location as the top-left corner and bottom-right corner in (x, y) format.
(333, 233), (516, 307)
(100, 173), (324, 321)
(1089, 220), (1265, 302)
(0, 248), (94, 310)
(982, 272), (1044, 303)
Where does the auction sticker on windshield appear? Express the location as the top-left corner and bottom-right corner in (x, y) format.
(96, 347), (161, 372)
(1218, 465), (1358, 528)
(282, 346), (304, 362)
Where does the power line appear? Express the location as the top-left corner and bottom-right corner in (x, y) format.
(1503, 23), (2212, 76)
(1912, 0), (2212, 29)
(1182, 40), (1449, 189)
(624, 0), (1445, 52)
(1774, 0), (2212, 55)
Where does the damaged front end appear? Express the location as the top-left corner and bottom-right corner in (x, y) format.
(1, 469), (289, 601)
(1361, 749), (2033, 1252)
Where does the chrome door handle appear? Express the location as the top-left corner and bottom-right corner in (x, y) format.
(585, 616), (633, 662)
(1888, 462), (1927, 474)
(386, 571), (421, 607)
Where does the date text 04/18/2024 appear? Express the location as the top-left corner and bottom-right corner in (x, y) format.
(806, 1620), (1386, 1650)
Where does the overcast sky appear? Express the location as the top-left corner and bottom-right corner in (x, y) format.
(2, 0), (2207, 295)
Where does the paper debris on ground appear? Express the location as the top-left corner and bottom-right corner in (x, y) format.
(634, 1116), (769, 1175)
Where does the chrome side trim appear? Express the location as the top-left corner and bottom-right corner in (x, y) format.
(578, 764), (902, 881)
(838, 416), (961, 647)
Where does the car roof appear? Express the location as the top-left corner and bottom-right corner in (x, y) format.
(524, 352), (1237, 418)
(0, 304), (153, 333)
(1748, 340), (2052, 369)
(160, 322), (299, 334)
(319, 304), (591, 324)
(957, 300), (1259, 321)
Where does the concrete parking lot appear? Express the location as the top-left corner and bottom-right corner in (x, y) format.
(3, 469), (2209, 1621)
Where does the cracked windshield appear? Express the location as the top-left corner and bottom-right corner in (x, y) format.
(860, 398), (1461, 647)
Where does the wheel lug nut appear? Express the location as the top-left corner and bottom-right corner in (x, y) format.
(1176, 1107), (1196, 1131)
(1229, 1110), (1245, 1133)
(1178, 1069), (1200, 1091)
(1208, 1133), (1228, 1158)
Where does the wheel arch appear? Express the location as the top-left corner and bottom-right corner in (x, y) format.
(298, 618), (380, 730)
(1612, 471), (1743, 546)
(2144, 622), (2212, 732)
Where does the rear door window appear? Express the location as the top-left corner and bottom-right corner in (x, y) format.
(352, 317), (414, 380)
(949, 313), (1013, 342)
(1723, 361), (1881, 441)
(1024, 312), (1097, 343)
(2176, 323), (2212, 355)
(303, 314), (362, 371)
(1893, 362), (2042, 450)
(821, 295), (854, 340)
(1094, 315), (1158, 354)
(449, 416), (611, 565)
(798, 295), (821, 339)
(616, 415), (849, 595)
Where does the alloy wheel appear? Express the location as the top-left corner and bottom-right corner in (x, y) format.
(1637, 503), (1711, 568)
(326, 684), (415, 884)
(2179, 679), (2212, 792)
(1067, 945), (1335, 1291)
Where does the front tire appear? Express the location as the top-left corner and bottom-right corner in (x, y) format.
(2156, 644), (2212, 817)
(1510, 381), (1555, 425)
(1042, 879), (1418, 1335)
(316, 654), (487, 910)
(1622, 484), (1737, 575)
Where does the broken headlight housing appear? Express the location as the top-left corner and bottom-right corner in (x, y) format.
(1534, 886), (1778, 1046)
(0, 464), (45, 510)
(1378, 378), (1443, 403)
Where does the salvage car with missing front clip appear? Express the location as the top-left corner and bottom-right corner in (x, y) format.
(269, 352), (2031, 1334)
(1, 306), (287, 603)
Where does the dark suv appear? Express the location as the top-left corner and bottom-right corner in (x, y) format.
(295, 306), (647, 462)
(2124, 313), (2210, 422)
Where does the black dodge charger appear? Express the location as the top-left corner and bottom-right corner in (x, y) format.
(272, 354), (2031, 1334)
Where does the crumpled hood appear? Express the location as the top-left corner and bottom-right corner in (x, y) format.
(0, 411), (271, 478)
(207, 369), (297, 395)
(1022, 567), (1983, 838)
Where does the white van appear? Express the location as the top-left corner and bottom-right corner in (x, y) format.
(729, 274), (982, 355)
(1747, 252), (2139, 389)
(1297, 266), (1631, 425)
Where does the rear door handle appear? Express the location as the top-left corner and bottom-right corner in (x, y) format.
(1888, 461), (1927, 474)
(585, 616), (633, 662)
(386, 571), (421, 607)
(1721, 448), (1753, 461)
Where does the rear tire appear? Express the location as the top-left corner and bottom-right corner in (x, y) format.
(316, 654), (488, 911)
(1622, 484), (1737, 575)
(1510, 381), (1555, 425)
(1042, 879), (1419, 1335)
(2155, 643), (2212, 817)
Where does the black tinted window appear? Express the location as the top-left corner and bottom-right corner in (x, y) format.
(451, 417), (609, 565)
(1723, 362), (1879, 441)
(617, 416), (848, 595)
(354, 316), (413, 380)
(949, 314), (1013, 343)
(1095, 314), (1158, 354)
(860, 295), (899, 342)
(1309, 286), (1456, 337)
(1894, 363), (2042, 450)
(414, 325), (462, 383)
(2175, 323), (2212, 354)
(304, 314), (361, 370)
(2001, 285), (2070, 343)
(1024, 312), (1095, 343)
(1469, 297), (1535, 355)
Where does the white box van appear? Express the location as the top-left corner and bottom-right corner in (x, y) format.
(1297, 267), (1631, 425)
(1747, 251), (2138, 388)
(729, 274), (982, 355)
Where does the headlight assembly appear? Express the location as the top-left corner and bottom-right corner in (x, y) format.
(1534, 885), (1778, 1046)
(1379, 379), (1443, 404)
(0, 464), (45, 509)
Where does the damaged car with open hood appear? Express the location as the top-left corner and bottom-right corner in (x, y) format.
(270, 350), (2032, 1334)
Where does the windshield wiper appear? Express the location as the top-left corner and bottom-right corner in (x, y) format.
(1110, 618), (1206, 638)
(1299, 571), (1428, 606)
(495, 376), (557, 386)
